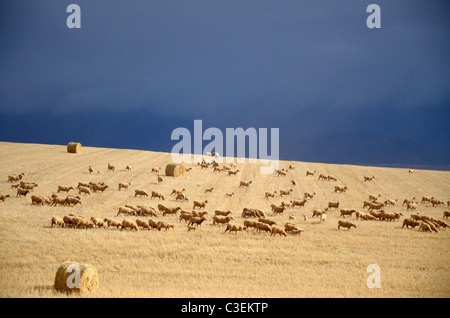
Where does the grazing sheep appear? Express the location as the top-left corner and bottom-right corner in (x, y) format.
(107, 163), (115, 172)
(175, 193), (189, 202)
(134, 189), (148, 197)
(369, 194), (381, 202)
(255, 222), (272, 234)
(443, 211), (450, 219)
(16, 188), (30, 197)
(151, 191), (165, 200)
(364, 176), (375, 182)
(117, 206), (136, 216)
(402, 218), (421, 229)
(227, 170), (240, 176)
(57, 186), (73, 193)
(284, 222), (304, 234)
(340, 209), (356, 218)
(73, 217), (94, 229)
(338, 220), (357, 230)
(51, 216), (65, 228)
(328, 201), (341, 209)
(193, 200), (208, 210)
(224, 223), (244, 234)
(78, 186), (91, 195)
(121, 219), (139, 231)
(270, 204), (285, 215)
(118, 182), (131, 191)
(271, 225), (287, 237)
(305, 170), (316, 176)
(334, 186), (348, 193)
(0, 194), (11, 201)
(136, 219), (151, 230)
(265, 191), (277, 199)
(188, 216), (207, 227)
(243, 220), (258, 231)
(212, 215), (234, 225)
(157, 221), (174, 231)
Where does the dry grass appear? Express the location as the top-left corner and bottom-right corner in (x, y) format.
(0, 141), (449, 298)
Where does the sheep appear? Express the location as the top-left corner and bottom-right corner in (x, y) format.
(57, 186), (73, 193)
(408, 169), (414, 173)
(214, 210), (233, 217)
(305, 170), (316, 176)
(270, 204), (285, 215)
(205, 187), (214, 193)
(118, 182), (131, 191)
(157, 221), (174, 231)
(291, 180), (297, 186)
(157, 175), (163, 183)
(121, 219), (139, 231)
(265, 191), (277, 199)
(271, 225), (287, 237)
(291, 199), (308, 208)
(187, 216), (207, 227)
(275, 170), (287, 177)
(51, 216), (65, 228)
(402, 218), (421, 229)
(258, 218), (277, 226)
(64, 196), (82, 207)
(327, 175), (338, 182)
(367, 202), (384, 211)
(151, 191), (165, 200)
(241, 208), (260, 218)
(355, 211), (375, 221)
(340, 209), (356, 218)
(448, 201), (450, 207)
(304, 192), (315, 200)
(402, 197), (416, 205)
(421, 196), (431, 203)
(107, 163), (115, 172)
(78, 186), (91, 195)
(193, 200), (208, 210)
(212, 215), (234, 225)
(406, 202), (418, 211)
(51, 196), (66, 206)
(338, 220), (357, 230)
(90, 217), (106, 228)
(16, 188), (30, 197)
(117, 206), (136, 216)
(171, 188), (185, 196)
(126, 164), (132, 171)
(312, 209), (329, 218)
(31, 195), (45, 205)
(227, 170), (240, 176)
(243, 220), (258, 231)
(239, 181), (253, 188)
(73, 217), (94, 229)
(284, 222), (303, 234)
(224, 223), (244, 234)
(320, 213), (327, 223)
(255, 222), (272, 234)
(162, 207), (182, 216)
(137, 205), (157, 217)
(424, 221), (439, 233)
(151, 167), (162, 174)
(328, 201), (341, 209)
(148, 219), (159, 230)
(418, 222), (433, 232)
(443, 211), (450, 219)
(20, 182), (38, 191)
(225, 192), (235, 197)
(364, 176), (375, 182)
(380, 212), (402, 221)
(134, 189), (148, 197)
(0, 194), (11, 201)
(279, 189), (294, 197)
(334, 186), (348, 193)
(136, 219), (151, 230)
(8, 173), (25, 182)
(175, 193), (189, 202)
(92, 184), (109, 193)
(430, 198), (444, 207)
(213, 166), (223, 172)
(384, 199), (397, 207)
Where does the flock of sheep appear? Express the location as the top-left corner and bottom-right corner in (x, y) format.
(2, 157), (450, 237)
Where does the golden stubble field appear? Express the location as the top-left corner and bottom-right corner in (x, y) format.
(0, 141), (449, 298)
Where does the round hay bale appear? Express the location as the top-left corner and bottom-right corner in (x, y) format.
(67, 142), (82, 154)
(165, 163), (186, 177)
(54, 261), (98, 294)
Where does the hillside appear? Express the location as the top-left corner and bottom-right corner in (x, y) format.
(0, 141), (449, 297)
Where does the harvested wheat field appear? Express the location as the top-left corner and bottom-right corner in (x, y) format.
(0, 141), (449, 298)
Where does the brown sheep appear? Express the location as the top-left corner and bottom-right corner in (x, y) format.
(312, 208), (329, 218)
(402, 218), (421, 229)
(179, 211), (196, 223)
(16, 188), (30, 197)
(270, 204), (285, 215)
(148, 219), (159, 230)
(430, 198), (444, 207)
(64, 196), (81, 207)
(188, 216), (207, 227)
(88, 166), (94, 174)
(239, 181), (253, 187)
(258, 218), (277, 226)
(151, 191), (165, 200)
(31, 195), (45, 205)
(0, 194), (11, 201)
(284, 222), (303, 234)
(212, 215), (234, 225)
(275, 170), (287, 177)
(265, 191), (277, 199)
(338, 220), (357, 230)
(205, 187), (214, 193)
(443, 211), (450, 219)
(107, 163), (115, 172)
(421, 196), (431, 203)
(57, 186), (73, 193)
(121, 219), (139, 231)
(193, 200), (208, 210)
(118, 182), (131, 191)
(305, 170), (316, 176)
(369, 194), (381, 202)
(137, 205), (157, 217)
(134, 189), (148, 197)
(52, 196), (66, 206)
(334, 186), (348, 193)
(380, 212), (402, 221)
(175, 193), (189, 201)
(224, 223), (244, 234)
(151, 167), (162, 174)
(162, 207), (182, 216)
(214, 210), (233, 217)
(73, 217), (94, 229)
(418, 222), (433, 232)
(78, 186), (91, 195)
(90, 217), (105, 228)
(279, 189), (294, 197)
(271, 225), (287, 237)
(227, 170), (240, 176)
(20, 183), (38, 191)
(225, 192), (235, 197)
(291, 199), (308, 208)
(157, 221), (174, 231)
(304, 192), (315, 200)
(136, 219), (151, 230)
(8, 173), (25, 182)
(328, 201), (341, 209)
(406, 202), (418, 211)
(171, 188), (185, 196)
(367, 202), (384, 211)
(92, 184), (109, 193)
(243, 220), (258, 231)
(256, 222), (272, 234)
(157, 175), (163, 183)
(384, 199), (397, 207)
(364, 176), (375, 182)
(51, 216), (65, 228)
(340, 209), (356, 218)
(117, 206), (136, 216)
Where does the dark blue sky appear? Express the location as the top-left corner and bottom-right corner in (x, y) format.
(0, 1), (449, 165)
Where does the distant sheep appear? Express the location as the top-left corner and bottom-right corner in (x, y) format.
(136, 219), (150, 230)
(340, 209), (356, 218)
(57, 186), (73, 193)
(107, 163), (115, 172)
(227, 170), (240, 176)
(402, 218), (421, 229)
(239, 181), (253, 188)
(8, 173), (24, 182)
(443, 211), (450, 219)
(284, 222), (303, 234)
(214, 210), (233, 217)
(51, 216), (65, 228)
(121, 219), (139, 231)
(0, 194), (11, 201)
(243, 220), (258, 231)
(328, 201), (341, 209)
(334, 186), (348, 193)
(291, 199), (308, 208)
(104, 218), (122, 229)
(305, 170), (316, 176)
(16, 188), (30, 197)
(205, 187), (214, 193)
(91, 217), (106, 228)
(134, 189), (148, 197)
(188, 216), (207, 227)
(364, 176), (375, 182)
(193, 200), (208, 210)
(212, 215), (234, 225)
(255, 222), (272, 234)
(270, 204), (285, 215)
(151, 191), (165, 200)
(78, 186), (91, 195)
(175, 193), (189, 202)
(338, 220), (357, 230)
(271, 225), (287, 237)
(279, 189), (294, 197)
(118, 182), (131, 191)
(117, 206), (136, 216)
(171, 188), (185, 196)
(224, 223), (244, 234)
(157, 221), (174, 231)
(265, 191), (277, 199)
